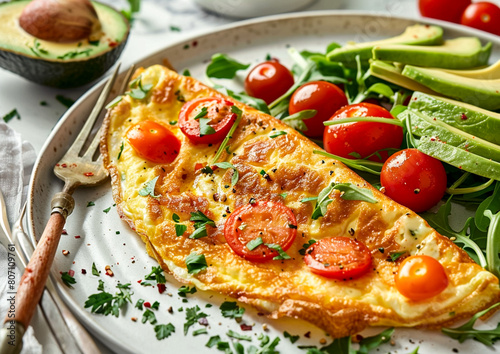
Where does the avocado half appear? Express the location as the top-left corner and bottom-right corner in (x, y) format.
(0, 0), (129, 88)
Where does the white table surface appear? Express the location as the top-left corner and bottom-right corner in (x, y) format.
(1, 0), (496, 353)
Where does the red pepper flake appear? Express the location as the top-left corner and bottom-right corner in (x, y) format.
(210, 165), (219, 172)
(68, 269), (75, 277)
(144, 302), (151, 308)
(61, 229), (68, 235)
(137, 279), (142, 284)
(84, 172), (94, 177)
(461, 113), (468, 120)
(108, 40), (118, 47)
(240, 324), (253, 331)
(157, 283), (166, 294)
(61, 163), (67, 168)
(74, 235), (81, 239)
(105, 265), (114, 277)
(192, 40), (198, 47)
(81, 269), (87, 274)
(131, 317), (137, 322)
(225, 100), (234, 106)
(195, 163), (204, 172)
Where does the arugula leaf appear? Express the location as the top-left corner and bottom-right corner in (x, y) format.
(314, 150), (383, 175)
(139, 176), (161, 198)
(310, 328), (394, 354)
(357, 327), (394, 353)
(213, 162), (239, 185)
(184, 305), (208, 335)
(185, 252), (208, 274)
(178, 285), (197, 297)
(142, 309), (157, 325)
(198, 118), (216, 136)
(154, 323), (175, 340)
(220, 301), (245, 319)
(206, 53), (250, 79)
(281, 109), (316, 132)
(211, 105), (243, 165)
(442, 302), (500, 346)
(189, 211), (215, 239)
(61, 272), (76, 288)
(246, 237), (264, 250)
(214, 85), (270, 114)
(333, 183), (377, 204)
(310, 182), (336, 220)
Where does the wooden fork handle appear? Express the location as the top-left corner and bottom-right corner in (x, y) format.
(5, 212), (66, 328)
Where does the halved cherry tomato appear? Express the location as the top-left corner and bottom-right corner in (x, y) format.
(288, 81), (348, 138)
(461, 2), (500, 36)
(224, 200), (297, 262)
(244, 60), (294, 104)
(419, 0), (471, 23)
(395, 255), (448, 301)
(323, 102), (403, 162)
(380, 149), (447, 213)
(178, 97), (237, 145)
(126, 120), (180, 163)
(304, 237), (372, 280)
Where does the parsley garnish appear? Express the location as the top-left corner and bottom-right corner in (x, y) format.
(127, 75), (153, 100)
(193, 328), (208, 336)
(299, 239), (316, 255)
(178, 285), (197, 297)
(284, 331), (300, 344)
(213, 162), (239, 185)
(117, 142), (124, 160)
(142, 309), (157, 325)
(139, 176), (161, 198)
(61, 272), (76, 288)
(170, 26), (181, 32)
(199, 118), (216, 136)
(151, 301), (160, 310)
(2, 109), (20, 123)
(206, 335), (222, 348)
(220, 301), (245, 319)
(388, 251), (408, 262)
(155, 323), (175, 340)
(184, 305), (208, 335)
(185, 253), (207, 274)
(92, 262), (100, 276)
(246, 237), (263, 251)
(103, 207), (111, 213)
(314, 327), (393, 354)
(265, 243), (291, 260)
(227, 329), (251, 341)
(87, 201), (95, 207)
(189, 211), (215, 239)
(269, 130), (287, 138)
(193, 106), (208, 120)
(144, 266), (166, 284)
(135, 299), (145, 310)
(173, 213), (187, 236)
(84, 282), (133, 317)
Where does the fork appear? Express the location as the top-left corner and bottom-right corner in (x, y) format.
(2, 63), (134, 351)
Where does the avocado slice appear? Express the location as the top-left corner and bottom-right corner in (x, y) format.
(401, 110), (500, 162)
(326, 24), (443, 65)
(402, 65), (500, 110)
(418, 135), (500, 181)
(0, 0), (129, 88)
(442, 59), (500, 79)
(408, 92), (500, 145)
(369, 60), (438, 94)
(373, 37), (492, 69)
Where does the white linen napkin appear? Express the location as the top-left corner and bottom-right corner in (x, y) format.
(0, 122), (41, 353)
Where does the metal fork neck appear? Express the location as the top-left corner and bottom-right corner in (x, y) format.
(50, 192), (75, 219)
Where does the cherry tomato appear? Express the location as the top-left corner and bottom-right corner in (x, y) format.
(244, 60), (294, 104)
(288, 81), (348, 138)
(304, 237), (372, 280)
(461, 2), (500, 36)
(395, 255), (448, 301)
(178, 97), (237, 145)
(224, 200), (297, 262)
(380, 149), (447, 213)
(419, 0), (471, 23)
(323, 102), (403, 162)
(126, 120), (180, 163)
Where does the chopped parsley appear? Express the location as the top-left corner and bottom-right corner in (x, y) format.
(154, 323), (175, 340)
(117, 142), (124, 160)
(172, 213), (187, 236)
(142, 309), (157, 325)
(144, 266), (166, 284)
(135, 299), (145, 310)
(103, 207), (111, 213)
(299, 239), (316, 256)
(193, 106), (208, 120)
(127, 75), (153, 100)
(227, 329), (252, 341)
(185, 253), (207, 274)
(61, 272), (76, 288)
(269, 130), (287, 139)
(193, 328), (208, 336)
(84, 282), (133, 317)
(213, 162), (239, 185)
(87, 201), (95, 207)
(2, 109), (21, 123)
(199, 118), (216, 136)
(178, 285), (197, 297)
(184, 305), (208, 335)
(189, 211), (215, 239)
(220, 301), (245, 319)
(91, 262), (100, 276)
(388, 251), (408, 262)
(284, 331), (300, 344)
(139, 176), (161, 198)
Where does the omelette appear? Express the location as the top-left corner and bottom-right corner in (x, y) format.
(101, 65), (500, 338)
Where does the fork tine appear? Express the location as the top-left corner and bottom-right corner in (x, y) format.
(65, 63), (121, 157)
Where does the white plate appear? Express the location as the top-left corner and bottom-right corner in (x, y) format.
(28, 11), (500, 354)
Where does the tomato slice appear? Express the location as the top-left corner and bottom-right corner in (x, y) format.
(126, 120), (180, 163)
(244, 60), (294, 104)
(395, 255), (448, 301)
(178, 97), (237, 145)
(323, 102), (404, 162)
(304, 237), (372, 280)
(223, 200), (297, 262)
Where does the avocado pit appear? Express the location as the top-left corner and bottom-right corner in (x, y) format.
(19, 0), (101, 43)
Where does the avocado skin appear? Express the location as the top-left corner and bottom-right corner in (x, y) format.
(402, 65), (500, 111)
(409, 92), (500, 145)
(0, 38), (127, 88)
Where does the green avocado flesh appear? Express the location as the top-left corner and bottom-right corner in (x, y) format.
(408, 92), (500, 146)
(0, 0), (129, 88)
(326, 24), (443, 65)
(401, 110), (500, 162)
(373, 37), (492, 69)
(402, 65), (500, 111)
